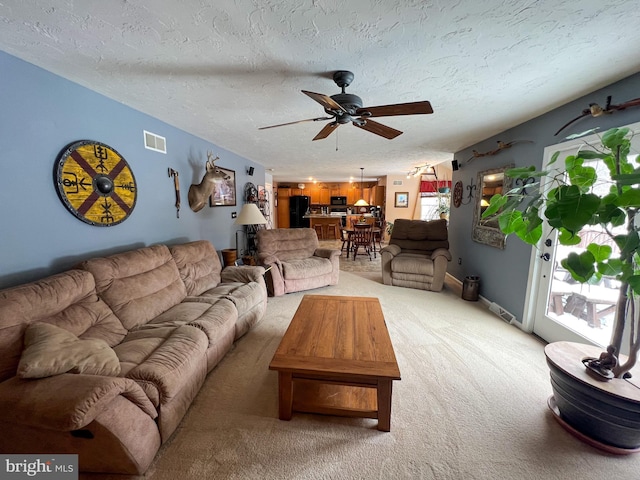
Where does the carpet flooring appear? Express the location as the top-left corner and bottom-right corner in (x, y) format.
(83, 258), (640, 480)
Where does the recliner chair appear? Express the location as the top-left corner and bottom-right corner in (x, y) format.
(256, 228), (341, 296)
(381, 219), (451, 291)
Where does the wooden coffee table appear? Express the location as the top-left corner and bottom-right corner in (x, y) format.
(269, 295), (401, 431)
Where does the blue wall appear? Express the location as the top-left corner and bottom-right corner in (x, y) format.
(0, 51), (264, 289)
(447, 72), (640, 324)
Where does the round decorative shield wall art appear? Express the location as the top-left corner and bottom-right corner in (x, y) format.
(54, 140), (137, 226)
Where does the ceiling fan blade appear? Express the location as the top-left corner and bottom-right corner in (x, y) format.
(312, 122), (339, 141)
(258, 117), (332, 130)
(353, 119), (403, 139)
(356, 101), (433, 117)
(302, 90), (347, 113)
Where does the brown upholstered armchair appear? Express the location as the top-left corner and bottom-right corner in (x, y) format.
(256, 228), (341, 296)
(381, 219), (451, 291)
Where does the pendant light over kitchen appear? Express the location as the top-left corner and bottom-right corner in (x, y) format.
(353, 167), (369, 207)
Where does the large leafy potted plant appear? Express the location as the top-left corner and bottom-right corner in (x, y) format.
(482, 126), (640, 451)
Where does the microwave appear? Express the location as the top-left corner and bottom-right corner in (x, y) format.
(330, 196), (347, 205)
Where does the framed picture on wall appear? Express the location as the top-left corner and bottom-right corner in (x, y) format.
(209, 167), (237, 207)
(395, 192), (409, 208)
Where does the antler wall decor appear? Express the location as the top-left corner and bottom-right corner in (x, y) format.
(554, 96), (640, 136)
(466, 140), (533, 163)
(187, 151), (230, 212)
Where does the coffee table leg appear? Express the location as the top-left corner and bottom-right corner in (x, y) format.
(278, 372), (293, 420)
(377, 379), (392, 432)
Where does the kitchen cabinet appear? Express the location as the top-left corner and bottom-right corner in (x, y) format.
(346, 186), (359, 205)
(370, 185), (385, 206)
(278, 188), (291, 198)
(319, 189), (330, 204)
(309, 186), (320, 204)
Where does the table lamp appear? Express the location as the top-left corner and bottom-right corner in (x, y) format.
(234, 203), (268, 259)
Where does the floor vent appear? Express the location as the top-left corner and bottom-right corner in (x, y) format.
(143, 130), (166, 154)
(489, 302), (516, 324)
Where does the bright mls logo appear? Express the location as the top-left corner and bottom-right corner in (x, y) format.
(2, 455), (77, 479)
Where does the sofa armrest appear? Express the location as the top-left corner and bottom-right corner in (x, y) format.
(380, 244), (401, 257)
(430, 248), (452, 261)
(380, 244), (401, 285)
(314, 248), (341, 259)
(0, 374), (157, 431)
(221, 265), (266, 284)
(256, 255), (284, 296)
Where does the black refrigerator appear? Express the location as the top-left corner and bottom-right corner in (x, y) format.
(289, 195), (310, 228)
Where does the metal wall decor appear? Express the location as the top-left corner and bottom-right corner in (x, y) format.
(54, 140), (137, 226)
(515, 176), (536, 195)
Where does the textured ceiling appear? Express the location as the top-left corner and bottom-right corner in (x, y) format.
(2, 1), (640, 182)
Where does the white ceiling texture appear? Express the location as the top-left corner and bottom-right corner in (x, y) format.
(1, 1), (640, 182)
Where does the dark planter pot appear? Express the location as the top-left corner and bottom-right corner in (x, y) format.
(545, 342), (640, 452)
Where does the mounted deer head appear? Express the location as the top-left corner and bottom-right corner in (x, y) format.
(188, 151), (230, 212)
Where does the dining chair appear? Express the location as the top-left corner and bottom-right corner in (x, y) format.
(351, 223), (373, 260)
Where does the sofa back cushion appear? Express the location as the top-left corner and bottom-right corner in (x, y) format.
(0, 269), (127, 382)
(169, 240), (222, 296)
(390, 219), (449, 253)
(79, 245), (187, 330)
(257, 228), (319, 262)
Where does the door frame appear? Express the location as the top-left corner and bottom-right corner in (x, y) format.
(520, 122), (640, 341)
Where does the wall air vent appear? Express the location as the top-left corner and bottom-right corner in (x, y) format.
(393, 180), (403, 186)
(489, 302), (516, 324)
(143, 130), (166, 154)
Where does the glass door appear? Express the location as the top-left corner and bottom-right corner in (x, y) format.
(525, 123), (640, 350)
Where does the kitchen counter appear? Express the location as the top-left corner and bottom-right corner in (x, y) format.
(303, 213), (373, 218)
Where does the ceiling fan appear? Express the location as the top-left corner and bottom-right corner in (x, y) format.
(259, 70), (433, 141)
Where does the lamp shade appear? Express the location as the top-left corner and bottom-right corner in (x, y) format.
(234, 204), (267, 225)
(354, 198), (369, 207)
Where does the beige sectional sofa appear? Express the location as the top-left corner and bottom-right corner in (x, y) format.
(0, 240), (267, 475)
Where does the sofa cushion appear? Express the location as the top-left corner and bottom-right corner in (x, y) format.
(169, 240), (222, 296)
(145, 298), (237, 348)
(282, 257), (333, 280)
(113, 299), (236, 404)
(79, 245), (187, 330)
(117, 324), (209, 407)
(17, 322), (121, 379)
(390, 219), (449, 253)
(256, 228), (319, 261)
(0, 269), (127, 382)
(196, 282), (262, 313)
(391, 253), (435, 276)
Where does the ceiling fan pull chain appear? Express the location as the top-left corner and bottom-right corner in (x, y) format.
(336, 127), (339, 152)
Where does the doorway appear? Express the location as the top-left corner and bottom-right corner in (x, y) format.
(523, 123), (640, 350)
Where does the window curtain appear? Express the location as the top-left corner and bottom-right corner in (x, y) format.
(420, 180), (452, 196)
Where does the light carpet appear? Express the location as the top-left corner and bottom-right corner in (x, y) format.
(84, 271), (640, 480)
